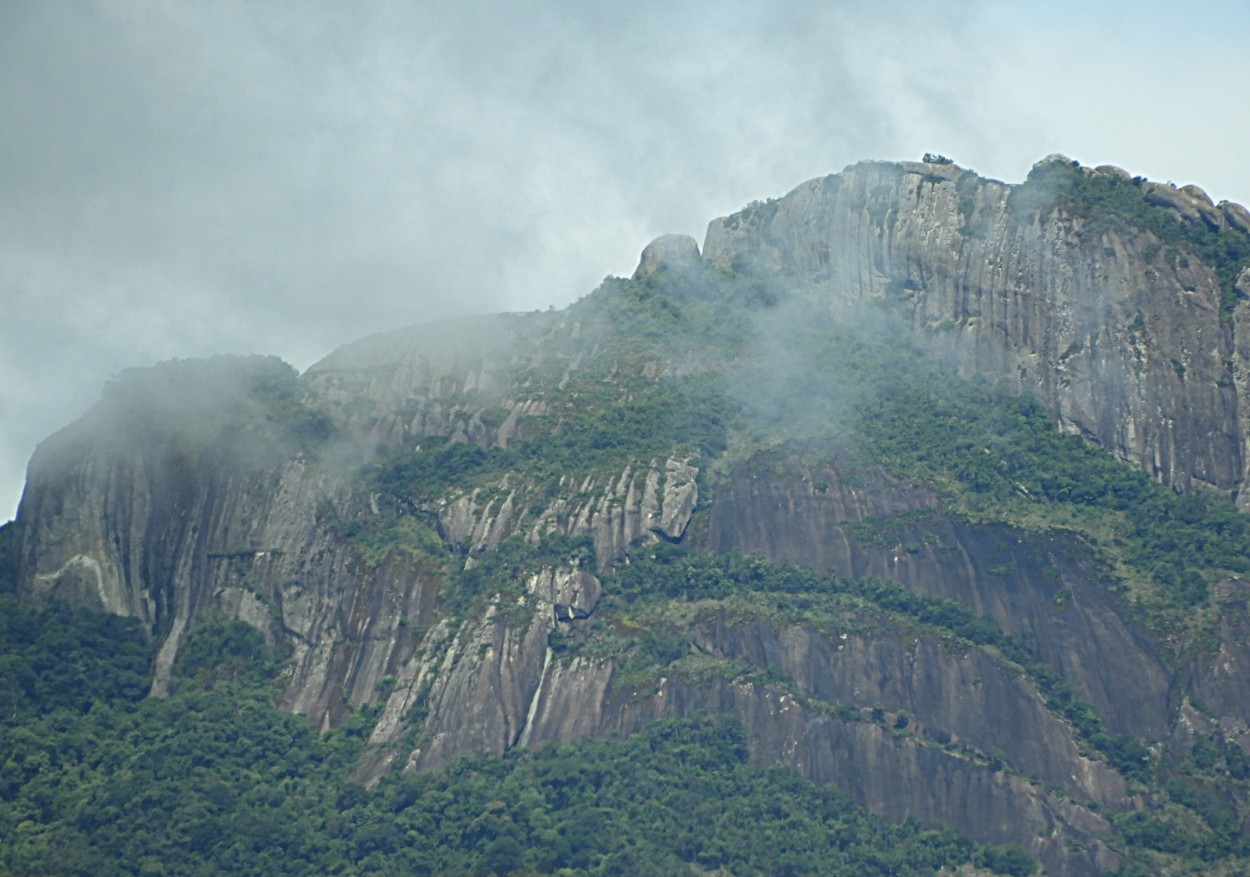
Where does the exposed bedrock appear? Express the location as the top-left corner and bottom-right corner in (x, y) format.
(703, 158), (1250, 503)
(693, 465), (1177, 739)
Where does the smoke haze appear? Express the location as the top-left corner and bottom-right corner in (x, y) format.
(3, 0), (1248, 518)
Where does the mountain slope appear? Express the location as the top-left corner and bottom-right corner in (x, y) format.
(12, 155), (1250, 875)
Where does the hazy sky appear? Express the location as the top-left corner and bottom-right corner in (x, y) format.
(3, 0), (1248, 519)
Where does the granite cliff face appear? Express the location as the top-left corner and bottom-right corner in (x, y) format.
(702, 157), (1250, 503)
(15, 156), (1250, 874)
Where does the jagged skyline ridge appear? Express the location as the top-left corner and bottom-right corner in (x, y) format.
(2, 0), (1249, 519)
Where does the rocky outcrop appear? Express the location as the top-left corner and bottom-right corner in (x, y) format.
(1224, 202), (1250, 236)
(16, 363), (442, 725)
(1180, 588), (1250, 747)
(439, 457), (698, 565)
(702, 157), (1250, 503)
(354, 563), (1128, 874)
(303, 313), (559, 450)
(693, 464), (1176, 740)
(17, 379), (1142, 872)
(632, 234), (702, 281)
(623, 678), (1122, 876)
(355, 546), (1150, 874)
(689, 615), (1129, 806)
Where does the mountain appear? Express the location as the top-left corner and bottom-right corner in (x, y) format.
(8, 154), (1250, 875)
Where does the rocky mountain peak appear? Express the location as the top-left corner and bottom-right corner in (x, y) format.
(631, 233), (702, 280)
(12, 154), (1250, 875)
(701, 155), (1250, 504)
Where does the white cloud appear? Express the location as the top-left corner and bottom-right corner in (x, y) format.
(2, 0), (1248, 518)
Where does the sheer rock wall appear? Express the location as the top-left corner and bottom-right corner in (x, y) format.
(704, 158), (1250, 503)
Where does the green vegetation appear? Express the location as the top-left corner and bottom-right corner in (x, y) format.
(0, 595), (151, 721)
(565, 544), (1153, 782)
(357, 282), (1247, 632)
(336, 508), (450, 570)
(371, 373), (737, 508)
(722, 198), (782, 234)
(361, 264), (763, 515)
(0, 595), (1034, 877)
(351, 364), (739, 567)
(1116, 735), (1250, 864)
(0, 524), (152, 720)
(444, 533), (596, 622)
(1010, 159), (1250, 321)
(170, 614), (287, 691)
(567, 265), (782, 367)
(853, 379), (1249, 612)
(0, 520), (15, 584)
(647, 297), (1250, 623)
(2, 535), (1235, 874)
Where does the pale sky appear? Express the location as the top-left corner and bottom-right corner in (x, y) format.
(3, 0), (1248, 519)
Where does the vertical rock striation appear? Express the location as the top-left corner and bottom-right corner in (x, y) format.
(704, 158), (1250, 502)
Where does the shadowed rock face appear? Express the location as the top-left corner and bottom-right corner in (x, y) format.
(693, 465), (1177, 740)
(14, 158), (1250, 876)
